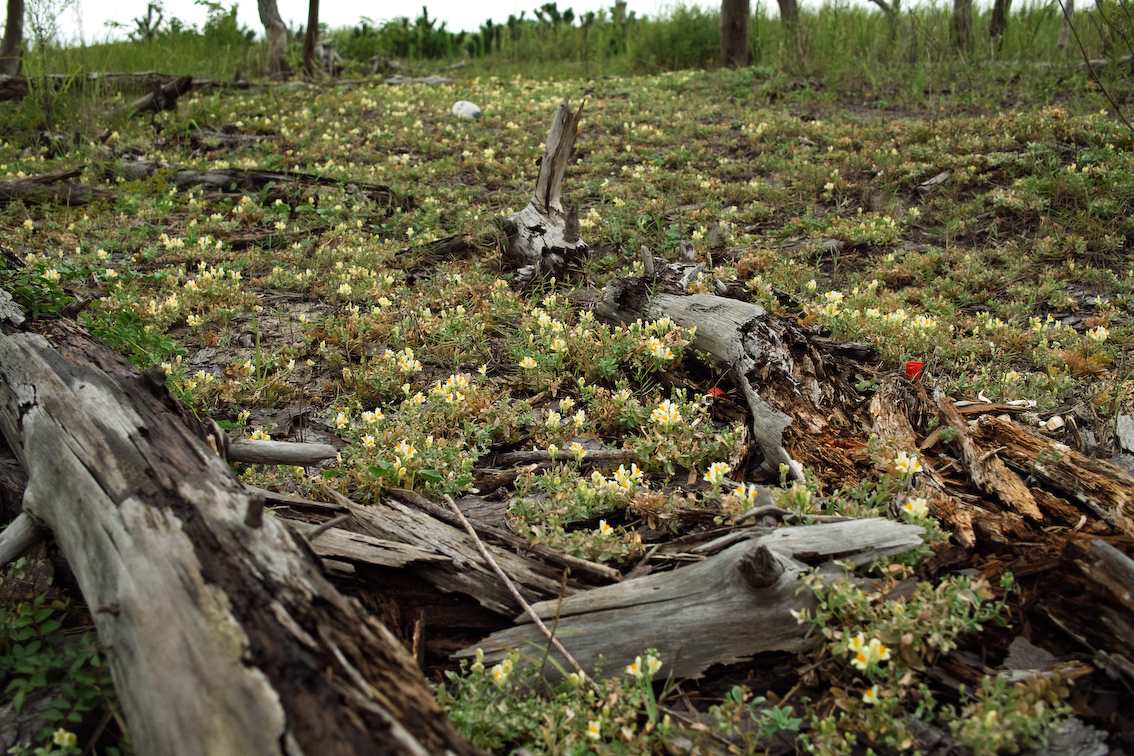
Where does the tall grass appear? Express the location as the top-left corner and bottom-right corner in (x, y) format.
(4, 0), (1127, 101)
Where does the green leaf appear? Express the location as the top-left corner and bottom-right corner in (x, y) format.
(38, 619), (62, 635)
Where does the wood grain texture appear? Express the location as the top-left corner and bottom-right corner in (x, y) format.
(459, 519), (924, 682)
(0, 314), (480, 756)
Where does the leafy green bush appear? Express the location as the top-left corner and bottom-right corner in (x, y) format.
(0, 558), (128, 755)
(628, 3), (720, 72)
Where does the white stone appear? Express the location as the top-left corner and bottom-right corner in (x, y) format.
(451, 100), (482, 119)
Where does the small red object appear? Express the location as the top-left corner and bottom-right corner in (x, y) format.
(905, 361), (924, 380)
(707, 387), (728, 399)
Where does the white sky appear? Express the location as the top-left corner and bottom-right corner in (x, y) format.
(58, 0), (682, 44)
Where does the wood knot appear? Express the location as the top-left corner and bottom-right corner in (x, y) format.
(738, 543), (784, 590)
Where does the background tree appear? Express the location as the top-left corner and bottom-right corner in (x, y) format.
(989, 0), (1011, 46)
(776, 0), (801, 58)
(257, 0), (289, 78)
(954, 0), (972, 51)
(0, 0), (24, 76)
(302, 0), (318, 77)
(720, 0), (751, 67)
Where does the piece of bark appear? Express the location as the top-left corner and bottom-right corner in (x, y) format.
(459, 518), (924, 682)
(0, 312), (479, 756)
(503, 97), (588, 281)
(937, 395), (1043, 521)
(392, 488), (622, 585)
(1065, 535), (1134, 614)
(101, 74), (193, 119)
(286, 518), (448, 569)
(971, 414), (1134, 528)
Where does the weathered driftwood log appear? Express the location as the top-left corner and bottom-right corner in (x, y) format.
(101, 74), (193, 119)
(0, 311), (479, 756)
(316, 488), (577, 615)
(0, 512), (39, 567)
(0, 72), (241, 103)
(228, 438), (338, 466)
(111, 159), (408, 207)
(595, 285), (867, 480)
(0, 166), (114, 206)
(459, 518), (924, 682)
(503, 97), (588, 282)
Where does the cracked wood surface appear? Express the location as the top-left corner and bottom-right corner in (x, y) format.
(459, 519), (924, 683)
(0, 313), (480, 756)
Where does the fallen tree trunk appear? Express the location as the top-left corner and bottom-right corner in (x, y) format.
(459, 518), (924, 682)
(0, 166), (114, 206)
(0, 308), (480, 756)
(594, 281), (869, 481)
(111, 159), (408, 207)
(101, 74), (193, 119)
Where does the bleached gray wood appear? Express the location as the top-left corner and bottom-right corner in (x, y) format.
(594, 288), (803, 480)
(459, 519), (923, 682)
(503, 97), (587, 281)
(228, 438), (338, 466)
(0, 315), (479, 756)
(0, 512), (39, 567)
(286, 519), (448, 569)
(322, 489), (573, 616)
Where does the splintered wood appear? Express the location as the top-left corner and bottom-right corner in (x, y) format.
(0, 315), (479, 756)
(503, 97), (588, 282)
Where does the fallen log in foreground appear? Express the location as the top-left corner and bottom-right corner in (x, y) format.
(0, 304), (479, 756)
(460, 518), (924, 682)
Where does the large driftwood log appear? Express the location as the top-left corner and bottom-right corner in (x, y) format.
(503, 97), (588, 282)
(0, 166), (114, 206)
(101, 74), (193, 119)
(595, 284), (868, 480)
(112, 159), (408, 208)
(0, 312), (479, 756)
(459, 518), (924, 682)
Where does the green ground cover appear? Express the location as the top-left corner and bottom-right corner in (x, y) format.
(1, 8), (1132, 752)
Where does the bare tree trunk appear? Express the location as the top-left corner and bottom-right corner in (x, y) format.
(0, 0), (23, 76)
(720, 0), (751, 68)
(776, 0), (801, 61)
(302, 0), (318, 78)
(953, 0), (972, 52)
(989, 0), (1011, 47)
(1057, 0), (1074, 51)
(257, 0), (290, 79)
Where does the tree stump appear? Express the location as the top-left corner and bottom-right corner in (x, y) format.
(503, 97), (587, 283)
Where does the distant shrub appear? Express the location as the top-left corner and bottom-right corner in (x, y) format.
(628, 3), (719, 72)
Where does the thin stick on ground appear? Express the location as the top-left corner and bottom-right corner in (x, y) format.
(442, 494), (601, 693)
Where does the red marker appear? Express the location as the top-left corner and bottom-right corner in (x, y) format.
(905, 361), (924, 380)
(707, 387), (728, 399)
